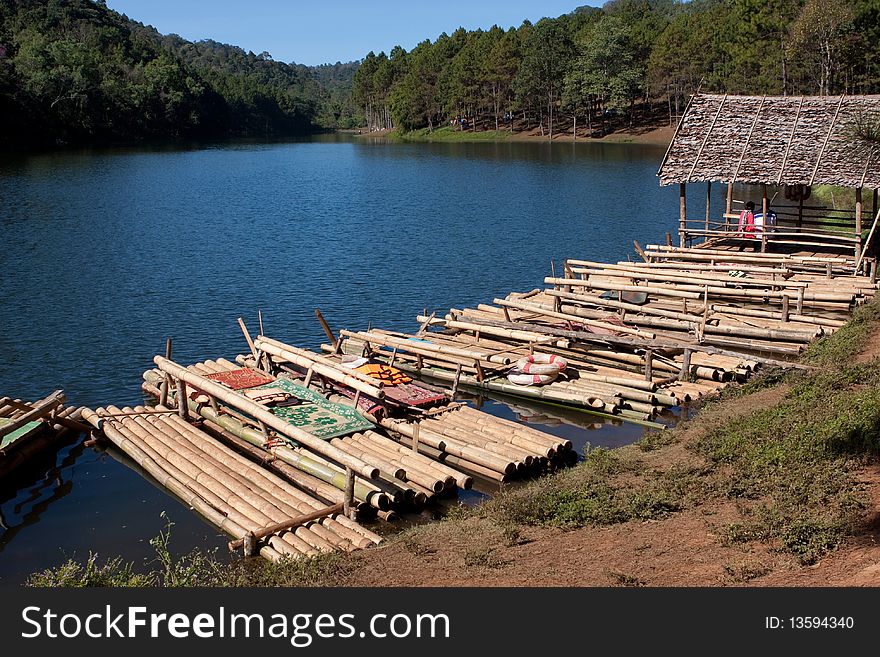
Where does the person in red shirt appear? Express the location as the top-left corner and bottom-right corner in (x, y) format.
(738, 201), (756, 238)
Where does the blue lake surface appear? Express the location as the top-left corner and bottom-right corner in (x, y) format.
(0, 135), (689, 582)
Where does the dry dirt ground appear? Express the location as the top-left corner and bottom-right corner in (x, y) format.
(335, 338), (880, 588)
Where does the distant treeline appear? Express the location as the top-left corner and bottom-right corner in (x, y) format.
(351, 0), (880, 135)
(0, 0), (361, 146)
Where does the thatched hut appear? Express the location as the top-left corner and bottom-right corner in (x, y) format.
(657, 94), (880, 267)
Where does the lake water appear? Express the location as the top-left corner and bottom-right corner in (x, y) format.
(0, 135), (688, 583)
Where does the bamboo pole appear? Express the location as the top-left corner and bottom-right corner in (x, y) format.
(679, 182), (687, 247)
(494, 297), (655, 338)
(229, 503), (345, 554)
(254, 337), (385, 399)
(0, 390), (64, 439)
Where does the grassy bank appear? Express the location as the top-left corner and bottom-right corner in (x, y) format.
(28, 300), (880, 586)
(386, 126), (513, 143)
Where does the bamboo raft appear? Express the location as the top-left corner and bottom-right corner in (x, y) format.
(327, 247), (876, 425)
(77, 325), (576, 561)
(0, 391), (89, 479)
(76, 241), (877, 562)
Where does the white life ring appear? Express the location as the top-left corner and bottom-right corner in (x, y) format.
(514, 354), (568, 376)
(507, 370), (558, 386)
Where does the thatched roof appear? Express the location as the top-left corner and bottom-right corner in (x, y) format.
(657, 94), (880, 189)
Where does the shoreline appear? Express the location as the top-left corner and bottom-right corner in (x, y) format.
(347, 125), (675, 147)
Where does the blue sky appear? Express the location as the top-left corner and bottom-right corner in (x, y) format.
(106, 1), (603, 66)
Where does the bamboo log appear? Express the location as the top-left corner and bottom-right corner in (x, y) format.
(340, 329), (515, 366)
(254, 337), (385, 399)
(229, 503), (345, 553)
(133, 407), (364, 552)
(345, 433), (452, 492)
(495, 297), (655, 338)
(379, 417), (516, 476)
(114, 406), (338, 553)
(390, 433), (509, 482)
(153, 408), (377, 548)
(354, 430), (473, 489)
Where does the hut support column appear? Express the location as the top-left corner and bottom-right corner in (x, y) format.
(856, 187), (863, 263)
(705, 182), (711, 242)
(725, 182), (733, 230)
(679, 183), (687, 247)
(761, 185), (768, 253)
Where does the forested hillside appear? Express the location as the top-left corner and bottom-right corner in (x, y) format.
(352, 0), (880, 136)
(0, 0), (356, 146)
(310, 61), (362, 129)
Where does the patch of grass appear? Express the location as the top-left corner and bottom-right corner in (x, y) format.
(28, 514), (355, 587)
(719, 368), (790, 400)
(723, 559), (771, 583)
(27, 553), (155, 587)
(696, 365), (880, 563)
(484, 447), (699, 529)
(805, 299), (880, 367)
(463, 546), (509, 570)
(393, 126), (512, 142)
(636, 429), (678, 452)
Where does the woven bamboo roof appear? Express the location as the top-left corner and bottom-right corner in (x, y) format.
(657, 94), (880, 189)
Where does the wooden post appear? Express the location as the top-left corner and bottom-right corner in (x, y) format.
(705, 182), (711, 240)
(726, 182), (733, 230)
(679, 183), (687, 247)
(344, 467), (355, 519)
(856, 187), (863, 234)
(826, 262), (833, 279)
(856, 187), (863, 263)
(176, 379), (189, 420)
(644, 350), (653, 382)
(761, 185), (768, 252)
(679, 349), (692, 382)
(237, 317), (258, 358)
(451, 364), (463, 398)
(159, 338), (172, 407)
(243, 531), (257, 557)
(797, 194), (804, 228)
(796, 287), (804, 314)
(781, 294), (790, 322)
(315, 309), (340, 353)
(412, 422), (420, 455)
(258, 309), (265, 336)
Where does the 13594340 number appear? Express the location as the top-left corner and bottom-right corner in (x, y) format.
(790, 617), (854, 629)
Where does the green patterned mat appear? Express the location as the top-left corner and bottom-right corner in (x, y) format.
(0, 419), (44, 451)
(247, 378), (374, 440)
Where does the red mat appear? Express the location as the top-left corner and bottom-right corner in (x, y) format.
(204, 368), (275, 390)
(383, 382), (447, 407)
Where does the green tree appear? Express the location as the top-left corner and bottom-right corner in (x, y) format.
(790, 0), (856, 95)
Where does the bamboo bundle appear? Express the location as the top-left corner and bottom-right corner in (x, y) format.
(494, 297), (656, 338)
(153, 356), (380, 480)
(339, 329), (517, 366)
